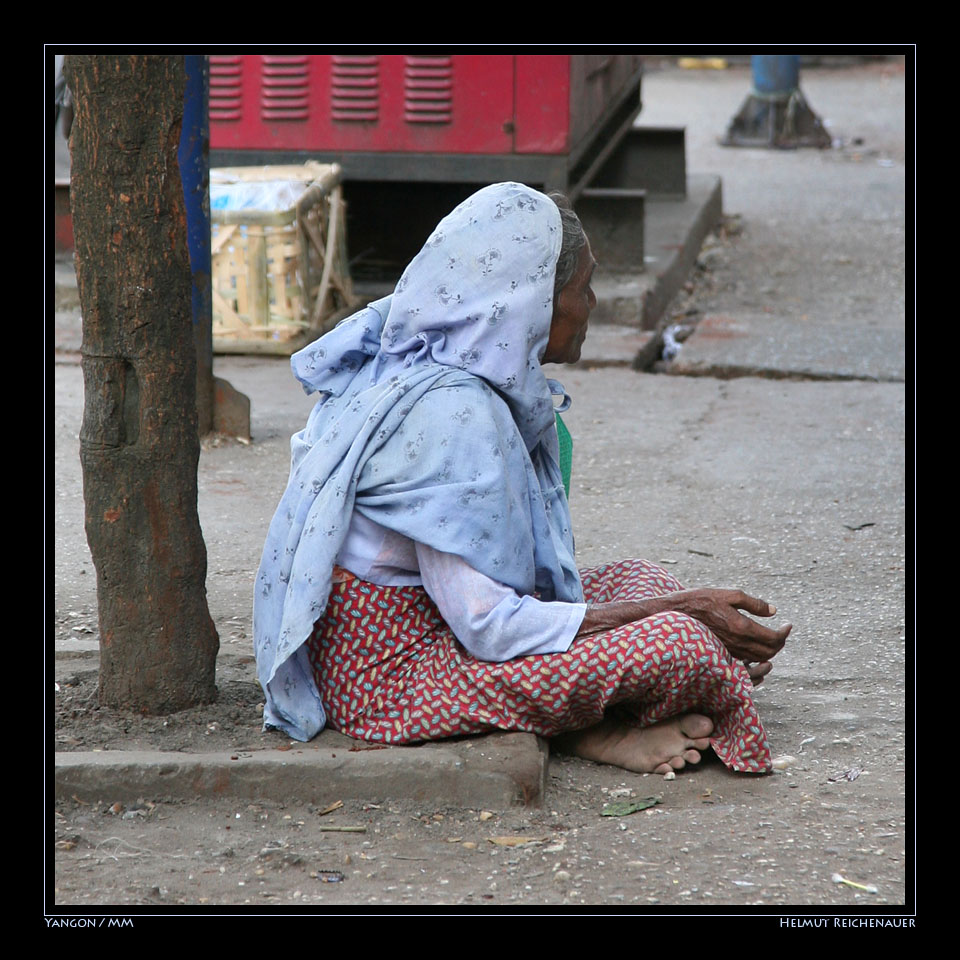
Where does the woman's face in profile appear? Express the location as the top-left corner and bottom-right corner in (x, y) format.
(542, 239), (598, 365)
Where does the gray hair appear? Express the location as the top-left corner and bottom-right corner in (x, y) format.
(547, 192), (587, 297)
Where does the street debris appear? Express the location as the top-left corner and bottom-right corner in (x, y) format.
(771, 755), (798, 770)
(662, 324), (693, 361)
(843, 522), (875, 531)
(832, 872), (878, 894)
(317, 800), (343, 816)
(601, 797), (661, 817)
(678, 57), (728, 70)
(487, 836), (549, 847)
(828, 767), (863, 782)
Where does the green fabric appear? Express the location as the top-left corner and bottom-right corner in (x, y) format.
(555, 411), (573, 498)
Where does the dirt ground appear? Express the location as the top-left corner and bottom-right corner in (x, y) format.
(53, 644), (907, 911)
(55, 649), (266, 756)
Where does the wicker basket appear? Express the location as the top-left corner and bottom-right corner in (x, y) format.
(211, 162), (355, 355)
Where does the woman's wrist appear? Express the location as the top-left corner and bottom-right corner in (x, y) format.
(577, 596), (673, 637)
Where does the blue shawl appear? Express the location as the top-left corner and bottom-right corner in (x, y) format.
(253, 182), (582, 740)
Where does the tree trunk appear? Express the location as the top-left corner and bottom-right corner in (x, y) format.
(65, 55), (219, 713)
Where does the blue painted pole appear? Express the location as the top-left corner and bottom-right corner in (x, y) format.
(178, 55), (251, 439)
(179, 55), (214, 434)
(722, 54), (831, 149)
(752, 55), (800, 96)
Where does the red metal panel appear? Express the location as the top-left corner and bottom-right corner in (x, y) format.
(514, 55), (570, 154)
(209, 54), (517, 154)
(211, 55), (323, 149)
(323, 54), (515, 153)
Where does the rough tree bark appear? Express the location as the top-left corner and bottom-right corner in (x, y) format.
(65, 55), (219, 712)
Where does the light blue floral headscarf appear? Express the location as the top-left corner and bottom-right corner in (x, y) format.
(254, 182), (583, 740)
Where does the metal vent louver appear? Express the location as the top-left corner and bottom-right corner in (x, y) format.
(331, 55), (379, 122)
(261, 56), (309, 121)
(404, 55), (453, 124)
(209, 56), (242, 121)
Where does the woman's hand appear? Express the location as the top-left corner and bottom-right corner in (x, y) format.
(662, 589), (791, 662)
(578, 589), (791, 663)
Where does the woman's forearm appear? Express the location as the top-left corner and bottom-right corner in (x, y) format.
(574, 588), (791, 663)
(576, 597), (675, 637)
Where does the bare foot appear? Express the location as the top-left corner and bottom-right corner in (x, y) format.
(552, 714), (714, 775)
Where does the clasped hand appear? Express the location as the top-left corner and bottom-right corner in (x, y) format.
(664, 588), (791, 663)
(580, 588), (792, 674)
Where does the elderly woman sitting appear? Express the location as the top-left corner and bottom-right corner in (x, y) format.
(254, 182), (790, 776)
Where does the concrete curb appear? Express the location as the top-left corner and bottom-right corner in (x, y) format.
(669, 312), (907, 383)
(641, 174), (723, 331)
(54, 732), (550, 808)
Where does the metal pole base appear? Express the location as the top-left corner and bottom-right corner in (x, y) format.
(721, 88), (832, 149)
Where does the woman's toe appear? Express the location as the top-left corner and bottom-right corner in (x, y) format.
(680, 714), (714, 739)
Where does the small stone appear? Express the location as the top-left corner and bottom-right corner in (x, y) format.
(479, 811), (494, 821)
(772, 755), (797, 770)
(462, 842), (477, 850)
(554, 870), (571, 883)
(663, 771), (676, 781)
